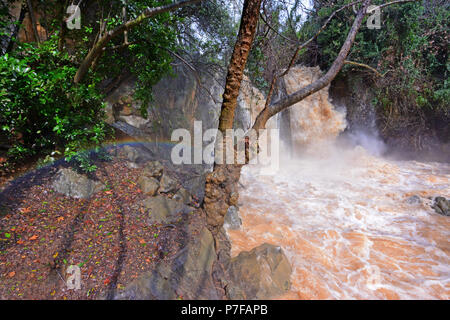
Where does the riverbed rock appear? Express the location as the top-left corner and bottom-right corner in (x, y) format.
(224, 206), (242, 230)
(52, 168), (104, 199)
(159, 173), (178, 193)
(114, 226), (219, 300)
(142, 195), (193, 224)
(226, 243), (292, 300)
(137, 176), (159, 196)
(406, 195), (422, 205)
(432, 197), (450, 216)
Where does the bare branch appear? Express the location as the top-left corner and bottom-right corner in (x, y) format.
(344, 60), (384, 77)
(252, 0), (373, 130)
(162, 48), (219, 104)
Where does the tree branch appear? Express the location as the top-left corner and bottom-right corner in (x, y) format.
(73, 0), (204, 84)
(252, 0), (422, 130)
(252, 0), (372, 130)
(344, 60), (385, 77)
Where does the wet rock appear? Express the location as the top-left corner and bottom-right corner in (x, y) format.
(121, 145), (140, 162)
(226, 243), (292, 300)
(173, 187), (191, 204)
(406, 195), (422, 205)
(137, 176), (159, 196)
(143, 161), (164, 178)
(224, 206), (242, 230)
(142, 196), (193, 224)
(52, 169), (104, 199)
(159, 174), (178, 193)
(114, 226), (219, 300)
(432, 197), (450, 216)
(182, 175), (206, 203)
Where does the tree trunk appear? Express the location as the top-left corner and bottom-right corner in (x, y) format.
(204, 0), (373, 235)
(26, 0), (40, 45)
(203, 0), (262, 234)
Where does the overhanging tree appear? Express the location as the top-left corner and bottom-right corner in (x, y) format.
(203, 0), (421, 234)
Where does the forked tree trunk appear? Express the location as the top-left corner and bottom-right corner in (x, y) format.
(204, 0), (373, 234)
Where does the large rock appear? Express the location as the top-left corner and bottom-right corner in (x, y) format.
(121, 145), (140, 162)
(142, 196), (193, 224)
(226, 243), (292, 300)
(114, 226), (219, 300)
(142, 161), (164, 178)
(52, 169), (104, 199)
(159, 173), (178, 193)
(173, 187), (191, 205)
(137, 176), (159, 196)
(432, 197), (450, 216)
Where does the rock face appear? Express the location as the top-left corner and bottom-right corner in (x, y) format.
(226, 243), (292, 300)
(114, 226), (219, 300)
(141, 196), (193, 224)
(105, 64), (223, 154)
(432, 197), (450, 216)
(224, 206), (242, 230)
(234, 76), (265, 131)
(52, 169), (104, 199)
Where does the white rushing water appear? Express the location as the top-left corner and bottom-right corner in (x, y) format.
(228, 65), (449, 299)
(228, 146), (450, 299)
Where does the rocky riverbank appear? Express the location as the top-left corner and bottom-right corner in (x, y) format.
(0, 144), (292, 300)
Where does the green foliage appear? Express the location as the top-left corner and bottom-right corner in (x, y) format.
(94, 0), (181, 116)
(306, 0), (449, 116)
(0, 36), (109, 166)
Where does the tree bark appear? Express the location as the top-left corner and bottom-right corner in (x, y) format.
(26, 0), (40, 45)
(217, 0), (263, 133)
(73, 0), (203, 84)
(203, 0), (262, 234)
(58, 0), (69, 51)
(204, 0), (373, 235)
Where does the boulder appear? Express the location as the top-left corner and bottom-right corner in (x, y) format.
(182, 174), (207, 203)
(114, 226), (219, 300)
(432, 197), (450, 216)
(142, 161), (164, 178)
(137, 176), (159, 196)
(122, 145), (140, 162)
(406, 195), (422, 205)
(159, 173), (178, 193)
(52, 168), (104, 199)
(226, 243), (292, 300)
(224, 206), (242, 230)
(142, 196), (193, 224)
(173, 187), (191, 204)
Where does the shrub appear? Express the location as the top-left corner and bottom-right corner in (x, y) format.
(0, 36), (110, 165)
